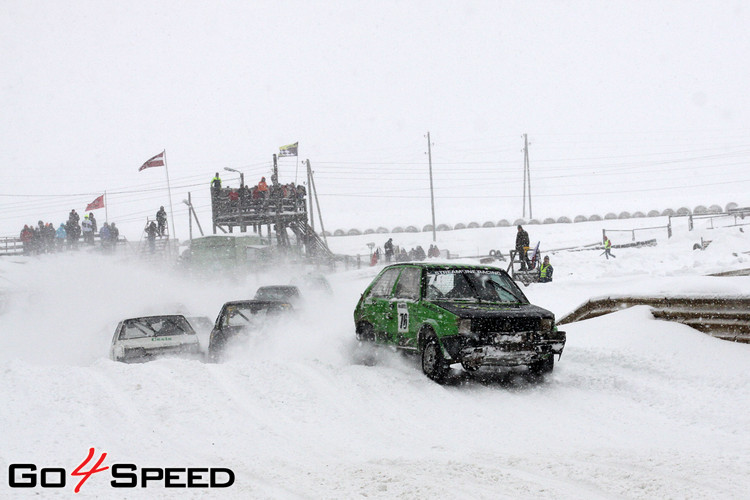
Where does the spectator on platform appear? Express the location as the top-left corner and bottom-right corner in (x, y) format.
(145, 221), (158, 253)
(211, 172), (222, 190)
(156, 206), (167, 237)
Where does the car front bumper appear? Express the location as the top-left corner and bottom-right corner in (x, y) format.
(443, 331), (566, 370)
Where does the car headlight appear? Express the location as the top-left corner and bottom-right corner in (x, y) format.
(540, 318), (554, 332)
(457, 319), (472, 335)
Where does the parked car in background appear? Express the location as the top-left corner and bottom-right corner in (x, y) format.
(254, 285), (302, 304)
(208, 300), (294, 361)
(109, 315), (201, 363)
(353, 263), (566, 383)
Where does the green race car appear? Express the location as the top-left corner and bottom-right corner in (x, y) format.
(353, 263), (566, 382)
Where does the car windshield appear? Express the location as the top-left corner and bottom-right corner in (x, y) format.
(425, 269), (527, 303)
(119, 316), (194, 340)
(225, 302), (291, 327)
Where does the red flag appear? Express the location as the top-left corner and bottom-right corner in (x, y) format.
(86, 194), (105, 211)
(138, 150), (165, 171)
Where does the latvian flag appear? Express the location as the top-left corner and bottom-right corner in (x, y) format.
(86, 194), (105, 211)
(139, 150), (165, 171)
(279, 142), (298, 157)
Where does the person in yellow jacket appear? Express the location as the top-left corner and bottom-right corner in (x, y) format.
(539, 256), (554, 282)
(604, 236), (616, 259)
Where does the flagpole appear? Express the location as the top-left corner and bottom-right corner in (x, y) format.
(163, 149), (177, 245)
(104, 190), (108, 224)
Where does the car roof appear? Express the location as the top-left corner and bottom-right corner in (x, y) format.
(257, 285), (300, 291)
(380, 262), (506, 272)
(120, 314), (189, 322)
(223, 299), (294, 307)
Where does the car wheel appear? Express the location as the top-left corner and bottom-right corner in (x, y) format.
(421, 337), (448, 383)
(530, 355), (554, 375)
(356, 323), (375, 342)
(208, 335), (225, 362)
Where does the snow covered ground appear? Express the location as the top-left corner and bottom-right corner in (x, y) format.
(1, 216), (749, 498)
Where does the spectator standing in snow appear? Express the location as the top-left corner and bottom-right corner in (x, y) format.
(384, 238), (394, 263)
(82, 215), (94, 245)
(100, 223), (111, 251)
(88, 212), (97, 234)
(603, 236), (616, 259)
(539, 256), (554, 282)
(20, 225), (32, 255)
(515, 225), (531, 270)
(55, 223), (67, 251)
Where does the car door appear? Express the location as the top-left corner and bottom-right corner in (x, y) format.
(391, 266), (423, 350)
(362, 267), (402, 343)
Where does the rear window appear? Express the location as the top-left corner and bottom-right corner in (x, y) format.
(119, 316), (194, 340)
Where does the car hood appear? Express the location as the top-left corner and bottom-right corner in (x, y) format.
(431, 300), (554, 319)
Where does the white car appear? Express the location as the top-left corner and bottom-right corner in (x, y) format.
(109, 315), (201, 363)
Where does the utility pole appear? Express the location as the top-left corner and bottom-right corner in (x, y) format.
(306, 159), (315, 232)
(522, 133), (532, 219)
(272, 154), (279, 186)
(427, 131), (436, 242)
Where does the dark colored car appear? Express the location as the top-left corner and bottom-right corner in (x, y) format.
(353, 263), (566, 382)
(208, 300), (293, 361)
(254, 285), (302, 304)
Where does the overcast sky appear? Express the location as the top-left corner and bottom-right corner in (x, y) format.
(2, 1), (749, 238)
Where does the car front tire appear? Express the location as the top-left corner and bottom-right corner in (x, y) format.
(421, 337), (448, 383)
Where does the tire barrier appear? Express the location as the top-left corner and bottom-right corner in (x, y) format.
(557, 295), (750, 344)
(329, 202), (738, 236)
